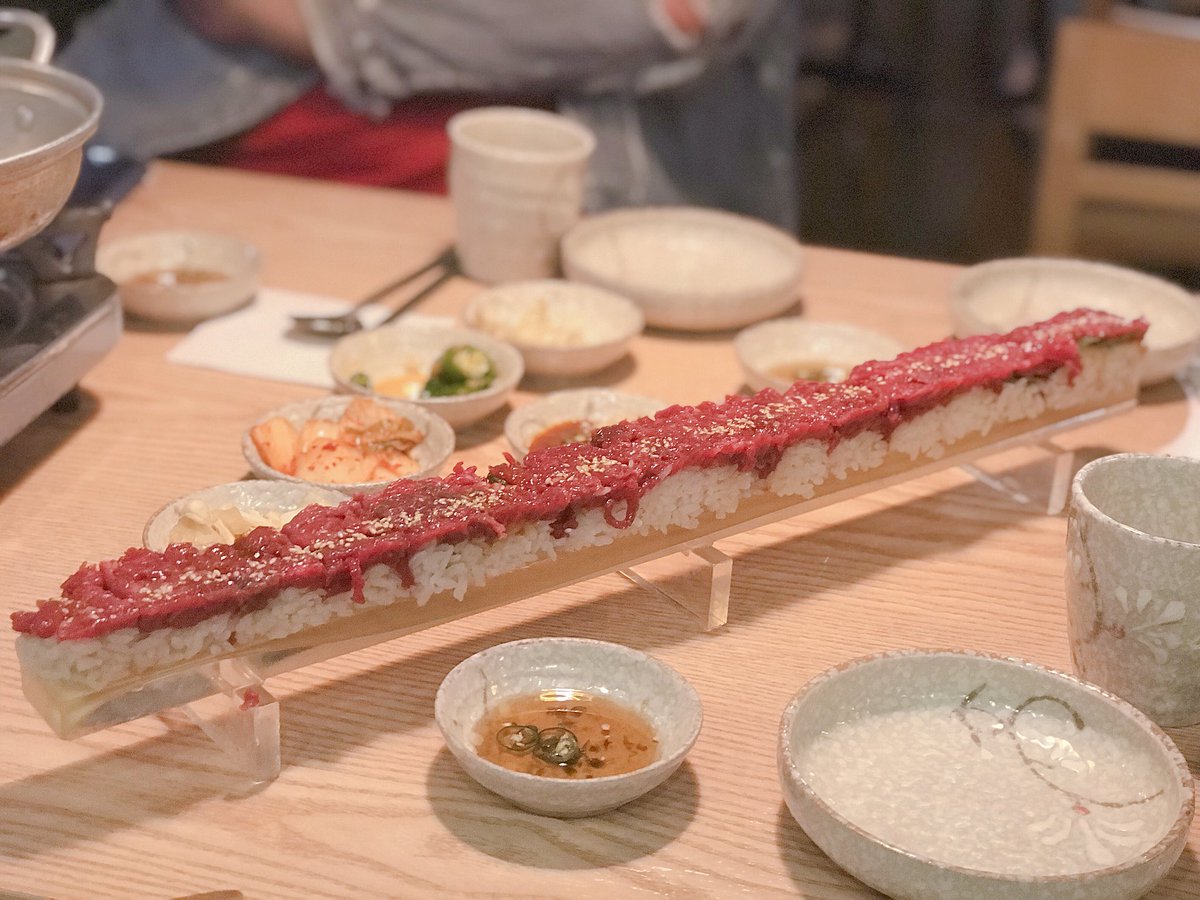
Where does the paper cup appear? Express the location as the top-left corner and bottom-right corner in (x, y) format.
(448, 106), (595, 284)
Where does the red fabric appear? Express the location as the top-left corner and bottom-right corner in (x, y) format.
(206, 86), (493, 193)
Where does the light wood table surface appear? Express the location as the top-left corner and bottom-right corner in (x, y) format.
(1, 161), (1197, 899)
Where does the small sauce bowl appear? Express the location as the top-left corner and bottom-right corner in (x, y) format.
(98, 230), (260, 325)
(436, 637), (702, 818)
(734, 318), (903, 392)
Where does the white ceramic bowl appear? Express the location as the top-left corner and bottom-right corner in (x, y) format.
(97, 230), (260, 325)
(436, 637), (702, 818)
(143, 480), (346, 551)
(778, 650), (1194, 900)
(504, 388), (664, 457)
(462, 279), (644, 377)
(734, 319), (904, 392)
(329, 321), (524, 429)
(241, 394), (455, 493)
(561, 207), (803, 332)
(952, 258), (1200, 386)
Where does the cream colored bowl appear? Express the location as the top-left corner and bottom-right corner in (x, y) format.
(734, 319), (904, 392)
(329, 321), (524, 429)
(952, 258), (1200, 386)
(98, 230), (260, 325)
(779, 650), (1193, 899)
(144, 480), (345, 551)
(242, 394), (455, 493)
(562, 207), (803, 332)
(462, 279), (643, 377)
(436, 637), (702, 818)
(504, 388), (664, 457)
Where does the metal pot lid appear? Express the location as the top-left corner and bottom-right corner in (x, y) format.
(0, 58), (102, 177)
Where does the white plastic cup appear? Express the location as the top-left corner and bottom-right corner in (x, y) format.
(448, 106), (595, 284)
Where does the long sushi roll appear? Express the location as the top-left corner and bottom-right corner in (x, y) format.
(13, 310), (1146, 715)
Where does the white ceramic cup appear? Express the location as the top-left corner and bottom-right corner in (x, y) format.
(1066, 453), (1200, 726)
(448, 106), (595, 284)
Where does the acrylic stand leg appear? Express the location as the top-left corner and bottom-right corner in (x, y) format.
(180, 658), (281, 783)
(620, 544), (732, 630)
(958, 439), (1075, 515)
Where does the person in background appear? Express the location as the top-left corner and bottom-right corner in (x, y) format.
(57, 0), (801, 230)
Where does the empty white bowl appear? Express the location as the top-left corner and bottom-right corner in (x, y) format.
(952, 258), (1200, 386)
(436, 637), (702, 818)
(504, 388), (664, 457)
(242, 394), (455, 493)
(329, 321), (524, 429)
(462, 279), (644, 377)
(734, 319), (904, 392)
(778, 650), (1194, 900)
(561, 207), (803, 332)
(98, 230), (260, 325)
(143, 480), (345, 551)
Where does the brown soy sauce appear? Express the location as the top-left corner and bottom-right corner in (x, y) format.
(475, 689), (658, 779)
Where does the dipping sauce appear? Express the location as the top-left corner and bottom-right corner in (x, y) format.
(126, 268), (228, 288)
(476, 689), (658, 778)
(529, 419), (592, 452)
(767, 358), (853, 384)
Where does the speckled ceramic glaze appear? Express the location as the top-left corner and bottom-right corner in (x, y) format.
(435, 637), (702, 818)
(448, 107), (594, 284)
(778, 650), (1193, 900)
(1067, 453), (1200, 727)
(241, 394), (456, 492)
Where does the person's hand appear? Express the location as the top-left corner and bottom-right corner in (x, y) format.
(172, 0), (313, 62)
(653, 0), (756, 48)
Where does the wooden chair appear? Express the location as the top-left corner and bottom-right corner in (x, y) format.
(1031, 15), (1200, 269)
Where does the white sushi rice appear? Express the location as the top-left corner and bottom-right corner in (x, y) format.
(16, 343), (1139, 692)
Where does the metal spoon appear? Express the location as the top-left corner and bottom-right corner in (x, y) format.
(290, 246), (455, 337)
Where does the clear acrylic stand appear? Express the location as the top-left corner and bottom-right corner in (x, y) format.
(22, 398), (1133, 782)
(958, 439), (1076, 516)
(180, 660), (280, 783)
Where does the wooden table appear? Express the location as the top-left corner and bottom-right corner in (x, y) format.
(1, 162), (1196, 899)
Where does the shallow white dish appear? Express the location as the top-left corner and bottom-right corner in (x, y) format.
(952, 258), (1200, 386)
(242, 394), (455, 493)
(436, 637), (702, 818)
(462, 279), (644, 377)
(561, 207), (803, 332)
(778, 649), (1194, 900)
(329, 321), (524, 429)
(504, 388), (664, 457)
(143, 480), (346, 551)
(97, 230), (260, 325)
(734, 318), (904, 392)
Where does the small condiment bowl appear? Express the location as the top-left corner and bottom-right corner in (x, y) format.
(734, 318), (904, 392)
(504, 388), (664, 457)
(952, 258), (1200, 386)
(778, 650), (1194, 900)
(435, 637), (702, 818)
(561, 206), (803, 332)
(97, 230), (260, 325)
(462, 279), (644, 377)
(143, 480), (346, 551)
(329, 321), (524, 429)
(241, 394), (455, 493)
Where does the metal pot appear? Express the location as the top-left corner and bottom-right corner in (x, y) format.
(0, 9), (102, 252)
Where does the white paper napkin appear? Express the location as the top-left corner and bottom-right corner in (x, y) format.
(166, 287), (451, 387)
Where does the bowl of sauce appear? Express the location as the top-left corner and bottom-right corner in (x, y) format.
(97, 230), (260, 326)
(503, 388), (664, 458)
(436, 637), (702, 817)
(734, 318), (904, 392)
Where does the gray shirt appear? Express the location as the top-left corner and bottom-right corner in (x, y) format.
(59, 0), (799, 229)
